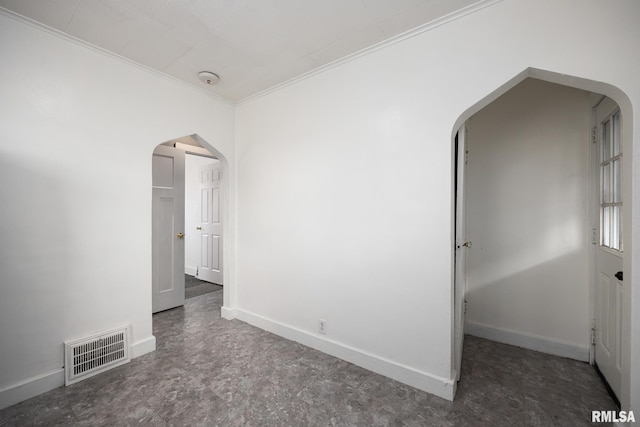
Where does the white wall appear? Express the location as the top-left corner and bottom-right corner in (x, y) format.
(2, 0), (640, 413)
(0, 12), (234, 408)
(185, 154), (220, 276)
(233, 0), (640, 408)
(464, 78), (591, 359)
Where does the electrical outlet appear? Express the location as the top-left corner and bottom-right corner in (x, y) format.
(318, 319), (327, 335)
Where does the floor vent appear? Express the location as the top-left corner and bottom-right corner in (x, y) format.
(64, 325), (130, 386)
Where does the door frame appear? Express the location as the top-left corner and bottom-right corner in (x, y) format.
(151, 134), (232, 313)
(450, 67), (634, 408)
(453, 124), (468, 382)
(588, 94), (602, 365)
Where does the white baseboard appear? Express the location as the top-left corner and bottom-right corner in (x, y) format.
(220, 306), (237, 320)
(466, 321), (590, 362)
(233, 308), (455, 401)
(130, 335), (156, 358)
(185, 266), (197, 276)
(0, 335), (157, 410)
(0, 369), (64, 410)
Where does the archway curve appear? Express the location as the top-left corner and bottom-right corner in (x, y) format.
(450, 67), (634, 408)
(451, 67), (633, 136)
(152, 133), (234, 314)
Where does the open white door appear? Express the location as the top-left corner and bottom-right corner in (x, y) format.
(593, 97), (623, 402)
(196, 162), (223, 285)
(152, 145), (185, 313)
(454, 125), (469, 381)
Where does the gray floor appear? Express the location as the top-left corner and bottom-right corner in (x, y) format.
(0, 290), (617, 426)
(185, 274), (222, 299)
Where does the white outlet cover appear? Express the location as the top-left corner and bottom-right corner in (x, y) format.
(319, 319), (327, 334)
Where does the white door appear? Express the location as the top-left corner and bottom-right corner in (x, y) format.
(196, 162), (223, 285)
(594, 97), (623, 401)
(454, 125), (469, 381)
(152, 145), (185, 313)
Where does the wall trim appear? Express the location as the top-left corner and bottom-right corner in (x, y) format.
(0, 7), (230, 105)
(0, 336), (156, 410)
(237, 0), (503, 104)
(130, 335), (156, 359)
(0, 1), (502, 107)
(233, 308), (456, 401)
(220, 306), (238, 320)
(466, 321), (590, 362)
(0, 369), (64, 410)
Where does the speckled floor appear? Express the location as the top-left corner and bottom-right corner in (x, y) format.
(0, 290), (617, 426)
(185, 274), (222, 299)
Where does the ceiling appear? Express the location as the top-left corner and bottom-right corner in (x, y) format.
(0, 0), (480, 103)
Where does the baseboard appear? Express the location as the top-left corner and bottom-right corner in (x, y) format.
(466, 321), (590, 362)
(130, 335), (156, 358)
(185, 266), (197, 276)
(233, 308), (455, 401)
(0, 369), (64, 410)
(220, 306), (237, 320)
(0, 335), (156, 410)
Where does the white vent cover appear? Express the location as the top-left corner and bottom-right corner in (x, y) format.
(64, 325), (130, 386)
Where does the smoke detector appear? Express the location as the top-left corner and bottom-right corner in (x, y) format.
(198, 71), (220, 85)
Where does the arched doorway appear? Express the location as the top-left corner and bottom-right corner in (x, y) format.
(151, 134), (231, 314)
(452, 68), (633, 408)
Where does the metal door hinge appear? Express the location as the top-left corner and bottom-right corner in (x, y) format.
(592, 126), (597, 144)
(591, 327), (596, 346)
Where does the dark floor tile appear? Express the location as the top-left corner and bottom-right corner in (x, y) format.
(523, 393), (615, 427)
(185, 274), (222, 299)
(0, 291), (617, 426)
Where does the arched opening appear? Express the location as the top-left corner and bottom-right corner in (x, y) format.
(452, 68), (633, 409)
(151, 134), (231, 316)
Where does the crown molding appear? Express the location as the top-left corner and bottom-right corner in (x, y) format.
(0, 7), (232, 106)
(1, 0), (502, 107)
(237, 0), (503, 105)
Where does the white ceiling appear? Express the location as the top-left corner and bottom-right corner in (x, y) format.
(0, 0), (479, 102)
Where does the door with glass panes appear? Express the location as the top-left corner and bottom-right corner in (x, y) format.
(594, 96), (623, 402)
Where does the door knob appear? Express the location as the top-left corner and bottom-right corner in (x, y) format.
(196, 226), (202, 230)
(177, 232), (184, 239)
(615, 271), (623, 281)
